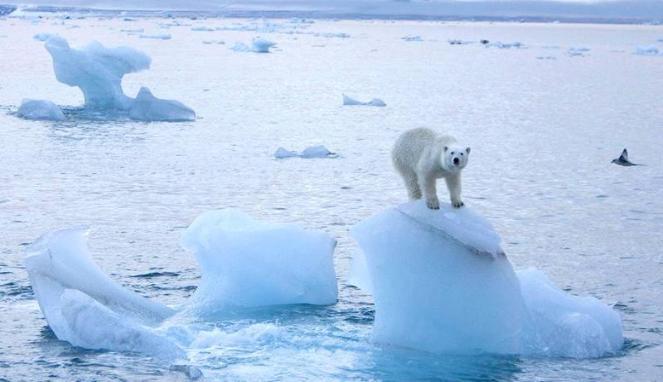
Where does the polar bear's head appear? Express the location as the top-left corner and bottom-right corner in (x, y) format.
(441, 146), (471, 173)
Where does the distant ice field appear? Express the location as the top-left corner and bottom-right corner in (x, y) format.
(0, 15), (662, 381)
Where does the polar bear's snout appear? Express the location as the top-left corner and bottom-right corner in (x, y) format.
(453, 157), (460, 165)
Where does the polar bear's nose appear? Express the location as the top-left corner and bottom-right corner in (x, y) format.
(453, 157), (460, 165)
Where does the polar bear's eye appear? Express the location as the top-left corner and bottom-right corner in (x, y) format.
(451, 151), (455, 155)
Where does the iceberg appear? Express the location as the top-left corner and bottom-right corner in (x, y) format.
(129, 87), (196, 122)
(181, 209), (338, 311)
(23, 227), (182, 358)
(351, 201), (623, 358)
(33, 35), (195, 121)
(342, 94), (386, 107)
(17, 99), (65, 121)
(43, 35), (151, 110)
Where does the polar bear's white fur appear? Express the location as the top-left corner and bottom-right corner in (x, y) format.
(392, 128), (470, 209)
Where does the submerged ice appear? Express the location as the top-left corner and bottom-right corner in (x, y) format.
(351, 201), (623, 358)
(32, 35), (195, 121)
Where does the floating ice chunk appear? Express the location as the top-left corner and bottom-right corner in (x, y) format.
(568, 47), (590, 56)
(191, 26), (215, 32)
(273, 146), (338, 159)
(252, 37), (276, 53)
(120, 28), (144, 34)
(518, 268), (623, 358)
(402, 35), (423, 42)
(317, 32), (350, 38)
(274, 147), (299, 159)
(488, 41), (524, 49)
(139, 33), (172, 40)
(634, 45), (659, 56)
(300, 145), (338, 158)
(202, 40), (225, 45)
(231, 38), (276, 53)
(24, 227), (180, 358)
(17, 99), (65, 121)
(43, 35), (150, 110)
(231, 42), (251, 52)
(129, 87), (195, 122)
(342, 94), (386, 107)
(181, 209), (338, 311)
(351, 201), (623, 358)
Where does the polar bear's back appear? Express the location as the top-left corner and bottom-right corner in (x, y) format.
(392, 128), (455, 171)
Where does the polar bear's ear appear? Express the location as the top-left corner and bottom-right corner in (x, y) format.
(444, 146), (449, 152)
(466, 147), (471, 154)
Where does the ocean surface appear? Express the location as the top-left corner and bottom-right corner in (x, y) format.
(0, 14), (662, 381)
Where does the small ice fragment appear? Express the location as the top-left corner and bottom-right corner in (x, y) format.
(402, 35), (423, 42)
(274, 147), (299, 159)
(343, 94), (386, 107)
(17, 99), (65, 121)
(300, 145), (337, 158)
(129, 87), (195, 122)
(139, 34), (172, 40)
(568, 47), (590, 56)
(251, 37), (276, 53)
(634, 45), (659, 56)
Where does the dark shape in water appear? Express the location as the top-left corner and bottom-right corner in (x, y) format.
(611, 148), (641, 166)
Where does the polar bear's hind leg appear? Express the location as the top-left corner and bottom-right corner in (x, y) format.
(402, 170), (422, 200)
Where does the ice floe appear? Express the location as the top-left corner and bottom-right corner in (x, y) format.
(17, 99), (65, 121)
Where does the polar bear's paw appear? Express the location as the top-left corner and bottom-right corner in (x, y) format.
(426, 198), (440, 210)
(452, 200), (465, 208)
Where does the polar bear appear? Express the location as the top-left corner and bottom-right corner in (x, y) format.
(392, 128), (470, 209)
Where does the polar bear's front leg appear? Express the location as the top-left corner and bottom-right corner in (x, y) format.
(445, 174), (464, 208)
(421, 174), (440, 209)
